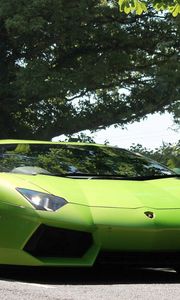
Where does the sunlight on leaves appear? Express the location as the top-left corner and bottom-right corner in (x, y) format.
(118, 0), (180, 15)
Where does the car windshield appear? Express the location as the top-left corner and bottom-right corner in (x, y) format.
(0, 143), (175, 178)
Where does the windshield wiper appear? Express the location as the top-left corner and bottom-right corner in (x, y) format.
(35, 172), (129, 179)
(34, 172), (180, 180)
(121, 174), (180, 181)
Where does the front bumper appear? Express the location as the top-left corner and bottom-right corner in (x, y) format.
(1, 202), (180, 267)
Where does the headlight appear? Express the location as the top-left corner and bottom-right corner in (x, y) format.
(16, 188), (67, 211)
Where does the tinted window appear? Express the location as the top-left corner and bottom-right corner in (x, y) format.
(0, 143), (174, 178)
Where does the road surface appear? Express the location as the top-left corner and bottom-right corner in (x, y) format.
(0, 266), (180, 299)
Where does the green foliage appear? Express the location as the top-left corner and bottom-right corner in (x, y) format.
(0, 0), (179, 139)
(61, 133), (96, 143)
(0, 155), (25, 172)
(118, 0), (180, 16)
(129, 141), (180, 169)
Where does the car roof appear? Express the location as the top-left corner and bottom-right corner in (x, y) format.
(0, 139), (104, 148)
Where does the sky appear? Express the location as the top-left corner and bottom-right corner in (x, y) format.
(55, 112), (179, 149)
(92, 112), (179, 149)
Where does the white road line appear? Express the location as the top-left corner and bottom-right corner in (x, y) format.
(0, 280), (55, 289)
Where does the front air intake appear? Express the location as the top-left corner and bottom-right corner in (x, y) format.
(24, 225), (93, 258)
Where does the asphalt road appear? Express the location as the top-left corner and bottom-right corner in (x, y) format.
(0, 266), (180, 300)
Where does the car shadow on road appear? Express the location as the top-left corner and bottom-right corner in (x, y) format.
(0, 265), (179, 285)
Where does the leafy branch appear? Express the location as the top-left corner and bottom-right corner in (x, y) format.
(118, 0), (180, 16)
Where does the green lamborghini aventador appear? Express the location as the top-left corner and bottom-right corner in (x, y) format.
(0, 139), (179, 268)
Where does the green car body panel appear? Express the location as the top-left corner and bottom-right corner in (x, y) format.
(0, 139), (180, 267)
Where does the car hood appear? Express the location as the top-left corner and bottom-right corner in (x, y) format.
(4, 173), (180, 209)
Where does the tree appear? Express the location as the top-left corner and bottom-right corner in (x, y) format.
(118, 0), (180, 16)
(0, 0), (179, 140)
(129, 141), (180, 168)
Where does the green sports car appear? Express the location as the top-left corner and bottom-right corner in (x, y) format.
(0, 139), (180, 268)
